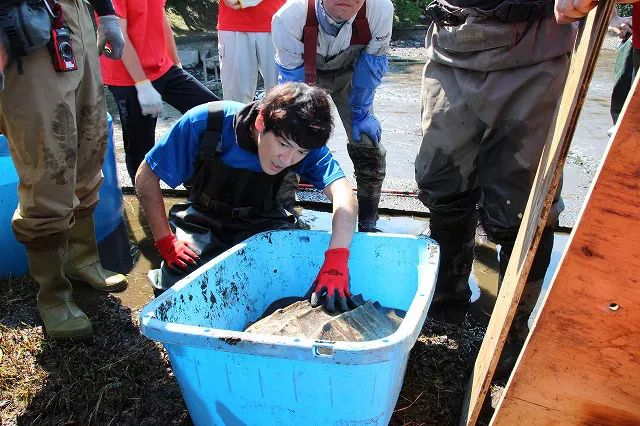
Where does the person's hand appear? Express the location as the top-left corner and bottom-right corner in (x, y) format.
(555, 0), (598, 23)
(352, 111), (382, 144)
(223, 0), (242, 10)
(97, 15), (125, 60)
(306, 248), (358, 313)
(155, 234), (201, 270)
(135, 80), (163, 117)
(609, 15), (632, 38)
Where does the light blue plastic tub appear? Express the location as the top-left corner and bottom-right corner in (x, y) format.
(0, 113), (123, 277)
(140, 230), (439, 426)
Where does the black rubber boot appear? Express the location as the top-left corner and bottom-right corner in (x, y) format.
(498, 226), (554, 338)
(428, 208), (477, 306)
(357, 195), (382, 232)
(493, 226), (555, 380)
(279, 197), (296, 216)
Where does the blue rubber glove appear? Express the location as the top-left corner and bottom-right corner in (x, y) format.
(277, 63), (305, 84)
(351, 92), (382, 143)
(350, 53), (388, 144)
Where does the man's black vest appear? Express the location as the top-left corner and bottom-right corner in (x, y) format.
(187, 103), (287, 219)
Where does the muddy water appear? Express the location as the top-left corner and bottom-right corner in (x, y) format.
(102, 195), (570, 323)
(86, 42), (624, 321)
(105, 48), (619, 229)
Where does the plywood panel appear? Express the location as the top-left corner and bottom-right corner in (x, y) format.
(491, 68), (640, 426)
(459, 2), (616, 425)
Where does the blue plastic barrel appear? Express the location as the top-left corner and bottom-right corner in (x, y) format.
(0, 113), (124, 278)
(94, 114), (125, 241)
(0, 134), (27, 276)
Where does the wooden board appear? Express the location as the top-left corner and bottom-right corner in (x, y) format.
(491, 66), (640, 426)
(458, 3), (615, 425)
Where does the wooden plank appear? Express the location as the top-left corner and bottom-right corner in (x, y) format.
(459, 3), (615, 425)
(490, 66), (640, 426)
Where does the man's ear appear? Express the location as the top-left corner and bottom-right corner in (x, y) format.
(255, 112), (265, 132)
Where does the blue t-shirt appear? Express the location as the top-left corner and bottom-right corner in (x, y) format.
(145, 102), (345, 190)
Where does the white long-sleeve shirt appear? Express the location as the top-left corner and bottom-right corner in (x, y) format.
(272, 0), (394, 69)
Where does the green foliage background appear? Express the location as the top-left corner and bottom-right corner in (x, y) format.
(393, 0), (432, 26)
(165, 0), (433, 32)
(616, 3), (632, 17)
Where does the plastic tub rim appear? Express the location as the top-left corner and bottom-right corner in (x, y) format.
(140, 230), (439, 365)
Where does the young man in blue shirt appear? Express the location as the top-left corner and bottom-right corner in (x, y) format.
(135, 83), (358, 312)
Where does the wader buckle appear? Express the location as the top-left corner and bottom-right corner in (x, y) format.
(231, 207), (253, 218)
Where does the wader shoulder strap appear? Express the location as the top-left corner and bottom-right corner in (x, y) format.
(198, 102), (225, 161)
(303, 0), (370, 85)
(303, 0), (319, 84)
(351, 1), (371, 46)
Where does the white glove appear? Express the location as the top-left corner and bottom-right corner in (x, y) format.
(223, 0), (242, 9)
(135, 80), (163, 117)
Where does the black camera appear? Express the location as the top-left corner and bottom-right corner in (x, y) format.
(48, 27), (77, 72)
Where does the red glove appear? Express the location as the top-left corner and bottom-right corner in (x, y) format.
(307, 248), (357, 313)
(155, 234), (200, 270)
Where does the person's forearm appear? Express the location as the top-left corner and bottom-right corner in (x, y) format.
(89, 0), (115, 16)
(163, 13), (181, 66)
(324, 179), (357, 249)
(118, 19), (147, 83)
(135, 162), (172, 241)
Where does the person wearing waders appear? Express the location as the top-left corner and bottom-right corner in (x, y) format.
(415, 0), (578, 375)
(136, 83), (360, 313)
(271, 0), (393, 232)
(0, 0), (128, 341)
(98, 0), (219, 185)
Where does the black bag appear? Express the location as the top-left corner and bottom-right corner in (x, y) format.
(0, 0), (52, 64)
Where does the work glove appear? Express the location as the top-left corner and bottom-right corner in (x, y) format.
(350, 53), (387, 144)
(352, 109), (382, 144)
(306, 248), (358, 313)
(277, 63), (305, 84)
(155, 234), (201, 270)
(135, 80), (163, 117)
(96, 15), (124, 60)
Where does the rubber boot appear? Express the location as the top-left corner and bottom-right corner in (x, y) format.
(493, 226), (554, 380)
(65, 214), (128, 292)
(357, 195), (382, 232)
(279, 197), (296, 217)
(428, 208), (477, 306)
(27, 244), (93, 341)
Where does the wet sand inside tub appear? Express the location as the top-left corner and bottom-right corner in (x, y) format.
(245, 295), (406, 342)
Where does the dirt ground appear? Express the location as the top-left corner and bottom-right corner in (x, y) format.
(0, 32), (623, 425)
(0, 273), (493, 426)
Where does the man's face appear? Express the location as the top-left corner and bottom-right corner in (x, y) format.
(323, 0), (365, 23)
(257, 131), (309, 175)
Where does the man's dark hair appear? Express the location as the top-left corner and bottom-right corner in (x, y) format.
(259, 82), (333, 150)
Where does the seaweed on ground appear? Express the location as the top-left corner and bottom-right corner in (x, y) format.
(391, 308), (489, 426)
(0, 275), (189, 426)
(1, 275), (495, 426)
